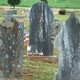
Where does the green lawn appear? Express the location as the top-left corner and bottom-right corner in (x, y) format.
(54, 11), (80, 22)
(23, 59), (58, 80)
(0, 0), (80, 8)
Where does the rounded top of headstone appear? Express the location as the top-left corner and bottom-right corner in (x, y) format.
(27, 1), (54, 20)
(0, 16), (21, 29)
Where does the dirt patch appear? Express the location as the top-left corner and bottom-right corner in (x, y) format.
(23, 75), (32, 80)
(23, 71), (35, 80)
(23, 55), (58, 63)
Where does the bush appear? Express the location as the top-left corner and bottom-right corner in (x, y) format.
(59, 9), (66, 15)
(8, 0), (21, 8)
(40, 0), (48, 4)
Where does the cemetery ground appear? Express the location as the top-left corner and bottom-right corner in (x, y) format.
(0, 8), (80, 80)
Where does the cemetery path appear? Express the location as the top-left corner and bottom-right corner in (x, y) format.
(1, 6), (80, 15)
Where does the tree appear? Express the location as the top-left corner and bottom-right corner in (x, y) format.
(8, 0), (21, 8)
(40, 0), (48, 4)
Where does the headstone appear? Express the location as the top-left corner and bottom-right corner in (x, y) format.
(0, 16), (23, 79)
(54, 12), (80, 80)
(7, 11), (13, 15)
(7, 10), (17, 15)
(18, 22), (24, 31)
(0, 14), (26, 18)
(12, 9), (17, 15)
(51, 19), (62, 39)
(27, 1), (53, 56)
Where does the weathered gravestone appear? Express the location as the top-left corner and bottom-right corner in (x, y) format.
(18, 22), (24, 32)
(7, 10), (17, 15)
(7, 11), (13, 15)
(0, 16), (23, 79)
(51, 19), (62, 39)
(54, 12), (80, 80)
(27, 1), (53, 56)
(12, 9), (17, 15)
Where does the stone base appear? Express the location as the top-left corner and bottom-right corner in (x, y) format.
(27, 45), (43, 55)
(23, 55), (58, 63)
(27, 52), (43, 55)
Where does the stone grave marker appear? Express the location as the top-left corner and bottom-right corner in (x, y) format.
(51, 19), (62, 39)
(12, 9), (17, 15)
(0, 16), (23, 79)
(0, 11), (26, 18)
(54, 12), (80, 80)
(18, 22), (24, 32)
(7, 10), (17, 15)
(27, 1), (54, 56)
(7, 11), (13, 15)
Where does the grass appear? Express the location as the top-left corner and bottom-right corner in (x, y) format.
(54, 14), (70, 22)
(23, 59), (58, 80)
(0, 0), (80, 8)
(54, 11), (80, 22)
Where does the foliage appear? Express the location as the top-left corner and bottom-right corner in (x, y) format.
(59, 9), (66, 15)
(7, 0), (21, 8)
(40, 0), (48, 4)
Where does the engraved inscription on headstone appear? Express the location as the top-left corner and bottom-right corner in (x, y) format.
(28, 1), (53, 56)
(54, 12), (80, 80)
(0, 16), (23, 79)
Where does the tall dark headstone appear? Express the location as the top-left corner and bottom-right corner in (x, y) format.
(28, 1), (53, 56)
(0, 16), (23, 79)
(54, 12), (80, 80)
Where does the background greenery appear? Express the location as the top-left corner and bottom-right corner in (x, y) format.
(0, 0), (80, 8)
